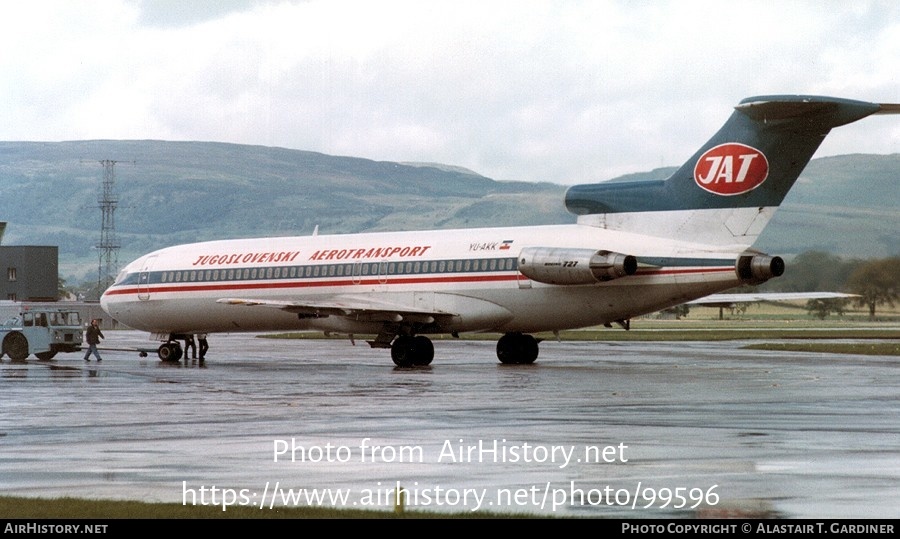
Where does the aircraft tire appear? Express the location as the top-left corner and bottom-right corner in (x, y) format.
(391, 336), (416, 367)
(496, 333), (539, 365)
(412, 336), (434, 366)
(391, 336), (434, 367)
(157, 342), (183, 362)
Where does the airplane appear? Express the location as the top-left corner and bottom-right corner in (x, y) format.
(100, 95), (899, 366)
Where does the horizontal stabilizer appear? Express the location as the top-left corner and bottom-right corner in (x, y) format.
(688, 292), (859, 306)
(875, 103), (900, 114)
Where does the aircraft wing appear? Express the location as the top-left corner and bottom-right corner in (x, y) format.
(688, 292), (859, 306)
(216, 296), (454, 324)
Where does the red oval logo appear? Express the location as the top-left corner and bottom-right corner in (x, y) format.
(693, 143), (769, 196)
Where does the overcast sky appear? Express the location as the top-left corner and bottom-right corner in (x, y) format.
(3, 0), (899, 185)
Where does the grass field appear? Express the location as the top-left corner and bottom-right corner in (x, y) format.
(0, 495), (526, 519)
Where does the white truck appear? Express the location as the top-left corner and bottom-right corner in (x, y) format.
(0, 302), (84, 361)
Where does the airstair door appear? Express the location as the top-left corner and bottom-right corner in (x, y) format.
(137, 255), (157, 301)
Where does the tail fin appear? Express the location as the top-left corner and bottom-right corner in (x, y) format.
(566, 95), (899, 248)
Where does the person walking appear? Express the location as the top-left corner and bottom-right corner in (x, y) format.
(83, 319), (104, 362)
(184, 334), (197, 360)
(197, 334), (209, 364)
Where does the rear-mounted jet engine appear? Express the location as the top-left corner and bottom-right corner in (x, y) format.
(736, 254), (785, 284)
(518, 247), (637, 285)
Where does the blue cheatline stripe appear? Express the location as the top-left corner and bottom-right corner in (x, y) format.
(638, 257), (734, 268)
(109, 256), (520, 291)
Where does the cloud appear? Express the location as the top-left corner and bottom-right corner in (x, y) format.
(134, 0), (257, 28)
(2, 0), (898, 185)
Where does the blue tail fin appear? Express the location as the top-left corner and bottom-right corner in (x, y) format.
(566, 95), (898, 247)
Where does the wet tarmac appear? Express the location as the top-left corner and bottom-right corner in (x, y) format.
(1, 330), (897, 518)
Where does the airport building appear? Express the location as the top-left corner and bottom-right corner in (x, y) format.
(0, 222), (59, 302)
(0, 222), (113, 328)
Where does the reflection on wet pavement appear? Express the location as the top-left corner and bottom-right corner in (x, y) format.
(1, 331), (897, 518)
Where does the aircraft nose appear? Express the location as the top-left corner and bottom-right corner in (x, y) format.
(99, 290), (114, 316)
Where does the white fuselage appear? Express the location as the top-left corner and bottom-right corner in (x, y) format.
(100, 222), (744, 337)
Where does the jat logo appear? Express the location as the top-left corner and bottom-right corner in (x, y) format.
(693, 143), (769, 196)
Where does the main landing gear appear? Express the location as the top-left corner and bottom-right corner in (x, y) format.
(390, 335), (434, 367)
(389, 332), (540, 367)
(496, 332), (539, 365)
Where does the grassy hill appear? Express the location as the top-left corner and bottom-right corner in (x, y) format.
(0, 140), (896, 284)
(756, 154), (900, 258)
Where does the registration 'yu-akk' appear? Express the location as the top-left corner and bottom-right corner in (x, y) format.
(101, 95), (899, 366)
